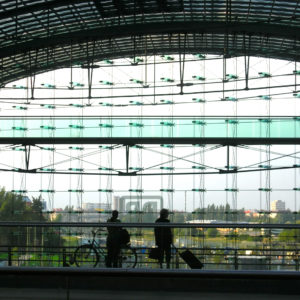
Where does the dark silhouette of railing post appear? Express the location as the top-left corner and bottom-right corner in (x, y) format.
(294, 251), (299, 271)
(62, 248), (69, 267)
(295, 258), (299, 271)
(234, 249), (238, 270)
(175, 250), (179, 269)
(8, 246), (12, 266)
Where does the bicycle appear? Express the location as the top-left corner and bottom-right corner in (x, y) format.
(73, 229), (137, 268)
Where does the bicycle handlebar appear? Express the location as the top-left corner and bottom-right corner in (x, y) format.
(92, 228), (106, 236)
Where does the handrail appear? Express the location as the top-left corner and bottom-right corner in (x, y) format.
(0, 221), (300, 229)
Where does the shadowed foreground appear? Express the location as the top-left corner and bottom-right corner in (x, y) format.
(0, 267), (299, 299)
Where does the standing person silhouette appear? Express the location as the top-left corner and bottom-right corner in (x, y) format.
(106, 210), (121, 268)
(155, 208), (173, 269)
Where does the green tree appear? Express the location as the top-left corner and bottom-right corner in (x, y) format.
(278, 222), (300, 243)
(206, 227), (219, 238)
(0, 188), (62, 252)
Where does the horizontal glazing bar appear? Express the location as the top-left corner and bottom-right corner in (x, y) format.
(1, 222), (300, 229)
(1, 137), (300, 145)
(0, 117), (299, 140)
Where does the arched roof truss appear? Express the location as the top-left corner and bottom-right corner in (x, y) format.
(0, 0), (299, 84)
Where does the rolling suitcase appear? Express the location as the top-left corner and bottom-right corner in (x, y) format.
(179, 249), (204, 269)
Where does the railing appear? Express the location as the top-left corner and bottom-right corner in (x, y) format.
(0, 222), (300, 271)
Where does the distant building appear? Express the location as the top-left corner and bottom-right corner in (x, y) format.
(41, 200), (47, 211)
(82, 202), (111, 212)
(269, 213), (278, 219)
(112, 195), (163, 213)
(113, 196), (122, 211)
(252, 212), (260, 218)
(244, 210), (252, 217)
(271, 200), (285, 212)
(22, 196), (31, 206)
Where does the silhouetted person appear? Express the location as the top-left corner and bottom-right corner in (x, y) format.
(106, 210), (121, 268)
(155, 208), (173, 269)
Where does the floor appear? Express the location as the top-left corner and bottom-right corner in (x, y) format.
(0, 289), (299, 300)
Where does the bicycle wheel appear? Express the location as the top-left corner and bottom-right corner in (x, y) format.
(74, 245), (99, 267)
(97, 247), (108, 268)
(119, 246), (137, 268)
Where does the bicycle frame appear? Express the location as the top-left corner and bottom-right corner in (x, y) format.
(88, 229), (106, 258)
(73, 228), (137, 268)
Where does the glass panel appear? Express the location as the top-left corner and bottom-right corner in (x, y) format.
(0, 117), (298, 139)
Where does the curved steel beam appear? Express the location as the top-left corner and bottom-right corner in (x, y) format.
(1, 22), (299, 59)
(0, 0), (83, 19)
(0, 137), (299, 145)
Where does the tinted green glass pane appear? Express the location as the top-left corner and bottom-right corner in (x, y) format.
(0, 118), (298, 139)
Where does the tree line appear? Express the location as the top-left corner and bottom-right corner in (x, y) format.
(0, 188), (62, 250)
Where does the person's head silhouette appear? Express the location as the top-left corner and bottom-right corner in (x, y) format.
(112, 210), (119, 219)
(160, 208), (169, 219)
